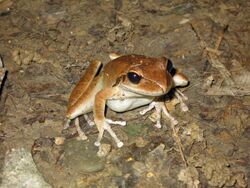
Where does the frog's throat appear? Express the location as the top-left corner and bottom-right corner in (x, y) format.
(119, 84), (166, 97)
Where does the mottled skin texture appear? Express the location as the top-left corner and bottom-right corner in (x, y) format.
(66, 54), (189, 147)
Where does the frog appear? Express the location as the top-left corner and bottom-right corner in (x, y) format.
(65, 53), (189, 148)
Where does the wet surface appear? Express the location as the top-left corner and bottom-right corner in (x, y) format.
(0, 0), (249, 187)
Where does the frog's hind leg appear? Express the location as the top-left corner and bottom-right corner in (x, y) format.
(64, 115), (94, 130)
(63, 118), (88, 140)
(68, 60), (102, 108)
(64, 118), (71, 130)
(75, 117), (88, 140)
(64, 60), (102, 131)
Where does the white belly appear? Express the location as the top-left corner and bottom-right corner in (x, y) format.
(107, 97), (153, 112)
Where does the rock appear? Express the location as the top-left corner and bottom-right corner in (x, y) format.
(144, 144), (167, 173)
(123, 123), (146, 137)
(0, 148), (51, 188)
(63, 138), (105, 173)
(132, 161), (147, 177)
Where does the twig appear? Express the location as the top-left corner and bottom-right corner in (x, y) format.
(206, 25), (234, 85)
(55, 151), (65, 165)
(205, 25), (229, 55)
(215, 25), (229, 51)
(205, 47), (222, 56)
(190, 23), (234, 85)
(171, 124), (188, 167)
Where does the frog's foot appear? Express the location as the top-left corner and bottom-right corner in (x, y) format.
(75, 117), (88, 140)
(175, 89), (188, 112)
(154, 120), (162, 129)
(140, 101), (178, 128)
(84, 114), (95, 127)
(94, 119), (124, 148)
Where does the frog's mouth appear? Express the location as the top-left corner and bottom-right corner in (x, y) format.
(120, 83), (170, 97)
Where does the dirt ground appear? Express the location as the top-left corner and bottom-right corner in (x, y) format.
(0, 0), (249, 187)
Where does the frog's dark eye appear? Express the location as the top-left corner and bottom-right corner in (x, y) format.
(167, 59), (173, 73)
(127, 72), (141, 84)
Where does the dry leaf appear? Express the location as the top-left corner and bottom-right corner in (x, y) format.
(182, 123), (204, 146)
(178, 166), (200, 188)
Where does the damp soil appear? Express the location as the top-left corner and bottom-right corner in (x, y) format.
(0, 0), (250, 187)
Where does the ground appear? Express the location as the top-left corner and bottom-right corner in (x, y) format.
(0, 0), (249, 187)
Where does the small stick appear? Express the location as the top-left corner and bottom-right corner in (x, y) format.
(214, 25), (229, 51)
(205, 25), (229, 56)
(205, 47), (222, 56)
(171, 123), (188, 167)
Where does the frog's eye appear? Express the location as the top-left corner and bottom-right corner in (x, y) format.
(167, 59), (173, 73)
(127, 72), (141, 84)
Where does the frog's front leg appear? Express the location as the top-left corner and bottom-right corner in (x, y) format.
(174, 89), (188, 112)
(140, 101), (178, 128)
(94, 87), (125, 148)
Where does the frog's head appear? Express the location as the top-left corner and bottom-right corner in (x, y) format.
(119, 55), (174, 96)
